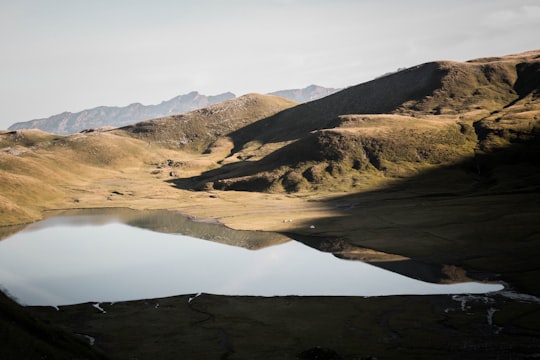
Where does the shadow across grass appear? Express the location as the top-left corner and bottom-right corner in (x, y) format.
(170, 135), (540, 295)
(286, 137), (540, 295)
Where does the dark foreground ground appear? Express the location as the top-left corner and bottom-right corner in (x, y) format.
(14, 290), (538, 360)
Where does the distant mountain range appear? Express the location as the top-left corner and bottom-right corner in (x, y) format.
(8, 92), (235, 135)
(8, 85), (338, 135)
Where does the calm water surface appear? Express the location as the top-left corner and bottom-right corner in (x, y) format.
(0, 211), (503, 306)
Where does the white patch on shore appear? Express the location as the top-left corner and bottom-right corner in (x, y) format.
(92, 302), (106, 314)
(451, 294), (494, 311)
(79, 334), (96, 346)
(498, 290), (540, 303)
(188, 292), (202, 303)
(487, 307), (498, 325)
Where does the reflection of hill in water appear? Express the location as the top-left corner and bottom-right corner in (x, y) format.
(40, 208), (290, 250)
(284, 135), (540, 290)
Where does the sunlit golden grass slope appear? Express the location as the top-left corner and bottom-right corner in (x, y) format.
(113, 93), (298, 152)
(0, 50), (539, 226)
(0, 94), (299, 226)
(0, 129), (150, 224)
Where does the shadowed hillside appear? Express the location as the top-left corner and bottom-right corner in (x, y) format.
(169, 50), (540, 193)
(0, 290), (108, 359)
(282, 133), (540, 291)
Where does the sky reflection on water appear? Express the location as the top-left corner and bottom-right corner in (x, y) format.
(0, 215), (503, 306)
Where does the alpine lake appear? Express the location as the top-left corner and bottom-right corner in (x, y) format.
(0, 208), (503, 306)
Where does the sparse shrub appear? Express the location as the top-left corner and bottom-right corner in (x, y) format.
(281, 170), (307, 192)
(302, 163), (327, 183)
(352, 159), (363, 170)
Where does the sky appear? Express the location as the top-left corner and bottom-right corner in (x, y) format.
(1, 0), (539, 130)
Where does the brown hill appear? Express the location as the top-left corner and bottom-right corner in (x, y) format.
(0, 128), (166, 225)
(0, 94), (297, 226)
(171, 50), (540, 193)
(114, 93), (298, 152)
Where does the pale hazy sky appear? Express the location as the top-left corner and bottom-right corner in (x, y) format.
(1, 0), (539, 129)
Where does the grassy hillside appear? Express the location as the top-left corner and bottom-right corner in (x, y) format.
(114, 93), (298, 152)
(170, 50), (539, 194)
(1, 50), (538, 225)
(0, 94), (297, 226)
(0, 129), (171, 225)
(182, 114), (477, 193)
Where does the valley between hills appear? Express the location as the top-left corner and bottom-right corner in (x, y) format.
(1, 50), (540, 359)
